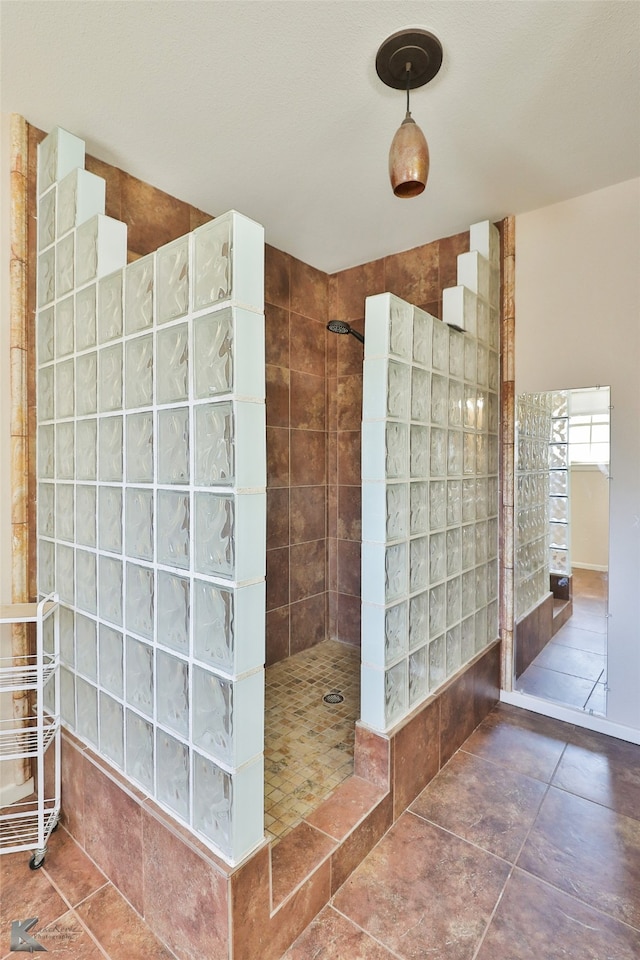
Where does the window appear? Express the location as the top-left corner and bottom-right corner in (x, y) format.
(568, 414), (609, 464)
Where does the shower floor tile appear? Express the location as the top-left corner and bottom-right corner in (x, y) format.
(264, 638), (360, 841)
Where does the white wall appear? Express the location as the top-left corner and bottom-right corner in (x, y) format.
(516, 178), (640, 731)
(570, 466), (609, 570)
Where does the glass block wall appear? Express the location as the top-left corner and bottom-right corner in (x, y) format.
(361, 221), (500, 732)
(548, 391), (571, 574)
(36, 127), (266, 864)
(515, 392), (552, 619)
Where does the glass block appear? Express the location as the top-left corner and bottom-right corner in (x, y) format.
(386, 298), (412, 359)
(549, 470), (568, 497)
(38, 186), (56, 248)
(461, 615), (475, 662)
(99, 692), (124, 768)
(38, 306), (54, 363)
(409, 592), (428, 650)
(76, 549), (97, 614)
(463, 432), (476, 475)
(55, 296), (74, 358)
(462, 479), (476, 522)
(38, 539), (54, 595)
(56, 542), (74, 604)
(39, 424), (55, 479)
(38, 247), (55, 307)
(76, 352), (97, 415)
(193, 580), (235, 670)
(56, 233), (74, 297)
(488, 351), (499, 392)
(549, 521), (568, 549)
(411, 367), (430, 422)
(156, 323), (188, 403)
(447, 430), (463, 476)
(487, 558), (498, 602)
(99, 555), (123, 625)
(97, 272), (124, 344)
(157, 572), (190, 652)
(157, 490), (190, 569)
(124, 335), (153, 409)
(412, 308), (432, 366)
(446, 624), (461, 674)
(477, 343), (488, 387)
(420, 485), (442, 545)
(59, 605), (75, 666)
(125, 562), (154, 639)
(475, 607), (488, 651)
(126, 412), (153, 483)
(56, 483), (74, 541)
(446, 480), (461, 528)
(550, 548), (569, 574)
(428, 635), (446, 690)
(126, 636), (154, 717)
(464, 337), (476, 383)
(99, 624), (123, 696)
(429, 533), (447, 583)
(488, 393), (498, 435)
(429, 427), (446, 477)
(157, 650), (189, 737)
(476, 435), (488, 476)
(126, 710), (154, 791)
(192, 753), (232, 853)
(124, 255), (154, 333)
(549, 496), (568, 523)
(409, 482), (428, 536)
(387, 360), (410, 419)
(549, 443), (568, 470)
(60, 667), (75, 727)
(429, 583), (445, 635)
(410, 424), (429, 479)
(98, 343), (123, 412)
(409, 538), (428, 593)
(551, 392), (568, 418)
(194, 402), (233, 486)
(76, 284), (97, 351)
(385, 542), (407, 602)
(464, 385), (476, 430)
(475, 521), (488, 564)
(449, 329), (464, 379)
(385, 660), (407, 725)
(475, 478), (488, 521)
(192, 667), (232, 761)
(476, 566), (488, 608)
(386, 483), (408, 541)
(462, 570), (476, 617)
(56, 358), (74, 419)
(385, 422), (408, 479)
(99, 486), (122, 553)
(38, 365), (54, 421)
(56, 422), (74, 480)
(409, 646), (428, 706)
(448, 379), (463, 428)
(487, 598), (498, 641)
(193, 309), (233, 399)
(75, 485), (96, 546)
(76, 419), (97, 480)
(157, 236), (189, 323)
(76, 614), (97, 680)
(156, 729), (189, 819)
(38, 482), (55, 538)
(76, 678), (98, 746)
(431, 320), (449, 372)
(98, 416), (123, 482)
(125, 488), (154, 561)
(194, 217), (232, 309)
(430, 373), (448, 425)
(446, 528), (461, 577)
(384, 602), (407, 663)
(158, 407), (190, 484)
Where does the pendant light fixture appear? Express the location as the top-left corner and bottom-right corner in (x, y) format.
(376, 29), (443, 198)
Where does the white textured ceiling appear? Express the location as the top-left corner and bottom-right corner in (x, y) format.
(1, 1), (639, 273)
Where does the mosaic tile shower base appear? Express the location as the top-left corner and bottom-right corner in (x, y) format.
(264, 639), (360, 841)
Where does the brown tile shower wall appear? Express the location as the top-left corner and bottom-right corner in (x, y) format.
(327, 231), (470, 646)
(264, 246), (329, 664)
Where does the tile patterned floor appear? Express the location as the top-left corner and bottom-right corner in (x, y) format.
(264, 638), (360, 841)
(282, 702), (640, 960)
(518, 568), (608, 713)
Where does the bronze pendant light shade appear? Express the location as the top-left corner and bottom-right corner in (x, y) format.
(376, 29), (443, 198)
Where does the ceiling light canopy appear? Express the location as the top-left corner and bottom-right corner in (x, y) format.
(376, 29), (443, 198)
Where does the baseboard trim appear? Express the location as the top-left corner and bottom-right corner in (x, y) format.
(500, 690), (640, 744)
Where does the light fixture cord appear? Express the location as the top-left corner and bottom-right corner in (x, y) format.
(405, 62), (411, 118)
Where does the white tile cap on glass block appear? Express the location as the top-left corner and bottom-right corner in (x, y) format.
(193, 211), (264, 314)
(38, 126), (85, 196)
(361, 540), (408, 605)
(443, 285), (478, 335)
(57, 168), (106, 237)
(364, 292), (413, 360)
(470, 220), (500, 266)
(457, 250), (490, 301)
(192, 752), (264, 863)
(362, 358), (411, 422)
(361, 601), (408, 669)
(76, 214), (127, 287)
(193, 579), (265, 679)
(192, 667), (264, 769)
(362, 481), (408, 544)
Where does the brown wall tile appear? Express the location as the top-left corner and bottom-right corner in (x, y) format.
(336, 375), (363, 431)
(354, 724), (391, 790)
(337, 431), (361, 486)
(337, 592), (361, 645)
(290, 430), (326, 486)
(289, 314), (326, 377)
(439, 667), (476, 767)
(337, 485), (361, 541)
(271, 822), (336, 907)
(334, 259), (385, 322)
(385, 240), (440, 305)
(266, 546), (290, 611)
(120, 172), (191, 258)
(265, 244), (291, 309)
(392, 699), (440, 818)
(290, 257), (328, 322)
(290, 539), (326, 602)
(337, 539), (361, 598)
(265, 303), (290, 368)
(439, 231), (470, 292)
(267, 426), (290, 487)
(60, 734), (86, 845)
(474, 641), (501, 728)
(290, 371), (325, 430)
(290, 594), (326, 655)
(266, 364), (290, 427)
(267, 606), (291, 665)
(330, 792), (394, 895)
(267, 487), (290, 549)
(290, 485), (326, 544)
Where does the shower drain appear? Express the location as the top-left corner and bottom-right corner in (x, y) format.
(323, 692), (345, 704)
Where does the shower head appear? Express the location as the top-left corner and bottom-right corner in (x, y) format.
(327, 320), (364, 344)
